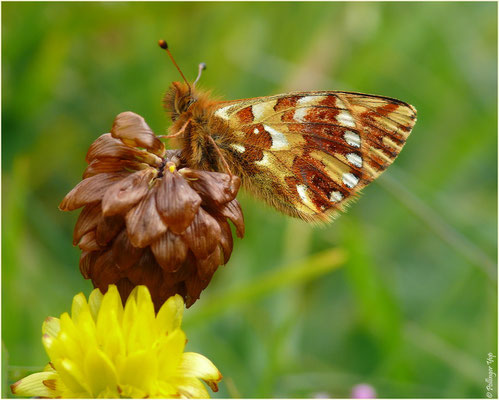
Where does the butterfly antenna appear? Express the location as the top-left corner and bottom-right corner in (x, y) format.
(158, 39), (191, 92)
(193, 62), (207, 88)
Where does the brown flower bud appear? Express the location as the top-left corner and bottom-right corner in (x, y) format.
(60, 112), (244, 308)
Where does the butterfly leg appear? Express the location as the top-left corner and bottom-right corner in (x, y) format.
(206, 135), (233, 177)
(158, 119), (191, 139)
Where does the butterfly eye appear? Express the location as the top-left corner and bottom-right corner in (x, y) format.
(176, 96), (197, 113)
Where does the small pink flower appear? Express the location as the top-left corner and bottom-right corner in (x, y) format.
(351, 383), (376, 399)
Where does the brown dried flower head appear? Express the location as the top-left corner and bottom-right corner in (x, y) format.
(60, 112), (244, 308)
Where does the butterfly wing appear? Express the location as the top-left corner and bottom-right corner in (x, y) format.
(211, 91), (417, 222)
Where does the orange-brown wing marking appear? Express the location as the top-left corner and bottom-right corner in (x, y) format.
(212, 91), (417, 222)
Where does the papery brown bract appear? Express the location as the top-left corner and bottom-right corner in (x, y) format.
(60, 112), (244, 308)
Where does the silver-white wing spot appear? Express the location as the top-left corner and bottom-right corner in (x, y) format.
(252, 100), (277, 122)
(342, 172), (359, 188)
(346, 153), (363, 168)
(329, 190), (344, 203)
(336, 110), (356, 128)
(293, 107), (308, 123)
(214, 105), (233, 120)
(255, 152), (271, 167)
(296, 184), (318, 211)
(335, 97), (347, 109)
(252, 103), (267, 121)
(297, 95), (327, 106)
(294, 96), (328, 122)
(263, 124), (289, 150)
(230, 144), (246, 153)
(253, 127), (260, 134)
(343, 131), (361, 148)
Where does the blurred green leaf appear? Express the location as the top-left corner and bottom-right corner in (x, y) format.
(2, 343), (9, 398)
(185, 248), (346, 327)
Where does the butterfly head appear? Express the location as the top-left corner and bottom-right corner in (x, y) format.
(158, 40), (207, 122)
(164, 81), (197, 121)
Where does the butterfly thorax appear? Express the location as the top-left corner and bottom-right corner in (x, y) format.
(164, 82), (243, 175)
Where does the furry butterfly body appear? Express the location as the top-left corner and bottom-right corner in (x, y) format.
(164, 81), (417, 223)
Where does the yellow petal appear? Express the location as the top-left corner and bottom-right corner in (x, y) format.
(59, 311), (93, 360)
(155, 381), (178, 397)
(84, 347), (119, 397)
(72, 307), (98, 352)
(96, 286), (125, 360)
(14, 285), (221, 399)
(97, 285), (123, 325)
(96, 305), (125, 363)
(96, 386), (120, 398)
(135, 286), (156, 338)
(88, 287), (104, 322)
(179, 352), (222, 386)
(134, 286), (155, 318)
(156, 294), (184, 335)
(59, 312), (79, 340)
(43, 334), (64, 362)
(174, 377), (210, 399)
(42, 316), (60, 338)
(123, 286), (156, 353)
(10, 371), (59, 398)
(118, 349), (158, 394)
(122, 293), (138, 348)
(43, 363), (56, 372)
(117, 383), (148, 399)
(157, 329), (186, 376)
(71, 292), (89, 321)
(52, 358), (90, 395)
(57, 331), (84, 366)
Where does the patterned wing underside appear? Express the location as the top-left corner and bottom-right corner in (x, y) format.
(213, 91), (417, 222)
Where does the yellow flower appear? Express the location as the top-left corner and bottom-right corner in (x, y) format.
(11, 285), (222, 398)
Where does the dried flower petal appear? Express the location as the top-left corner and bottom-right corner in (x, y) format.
(217, 219), (234, 264)
(155, 170), (202, 234)
(95, 214), (124, 247)
(79, 250), (100, 279)
(111, 112), (165, 157)
(60, 113), (245, 308)
(126, 184), (167, 248)
(185, 274), (211, 307)
(60, 172), (129, 211)
(180, 169), (240, 206)
(83, 158), (146, 179)
(111, 230), (144, 271)
(219, 199), (245, 238)
(184, 208), (221, 260)
(196, 247), (224, 280)
(92, 250), (121, 286)
(151, 231), (189, 273)
(73, 203), (102, 246)
(126, 250), (163, 295)
(78, 231), (101, 252)
(102, 168), (157, 217)
(86, 133), (163, 167)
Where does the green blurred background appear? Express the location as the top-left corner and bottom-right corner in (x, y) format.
(2, 2), (497, 398)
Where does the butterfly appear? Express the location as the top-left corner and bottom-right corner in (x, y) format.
(159, 40), (417, 223)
